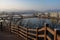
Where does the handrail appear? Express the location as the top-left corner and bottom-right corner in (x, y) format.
(47, 27), (54, 35)
(18, 33), (26, 40)
(38, 27), (45, 31)
(18, 26), (36, 40)
(28, 32), (36, 36)
(19, 31), (27, 37)
(18, 28), (27, 34)
(28, 28), (36, 31)
(38, 35), (44, 37)
(19, 26), (27, 30)
(47, 35), (51, 40)
(11, 30), (18, 35)
(18, 30), (36, 40)
(11, 25), (60, 40)
(27, 36), (36, 40)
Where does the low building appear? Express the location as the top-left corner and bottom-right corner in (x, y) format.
(44, 12), (49, 17)
(33, 12), (42, 17)
(58, 12), (60, 18)
(50, 12), (58, 18)
(37, 12), (42, 16)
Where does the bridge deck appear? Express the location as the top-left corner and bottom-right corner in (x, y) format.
(0, 31), (24, 40)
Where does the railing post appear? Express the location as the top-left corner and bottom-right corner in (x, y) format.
(54, 29), (57, 40)
(9, 21), (11, 33)
(26, 28), (28, 40)
(36, 27), (38, 40)
(44, 23), (47, 40)
(17, 25), (19, 40)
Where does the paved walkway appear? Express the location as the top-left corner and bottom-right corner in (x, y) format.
(0, 31), (24, 40)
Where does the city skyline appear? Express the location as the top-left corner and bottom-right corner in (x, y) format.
(0, 0), (60, 11)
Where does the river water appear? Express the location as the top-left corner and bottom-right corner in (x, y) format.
(19, 18), (60, 29)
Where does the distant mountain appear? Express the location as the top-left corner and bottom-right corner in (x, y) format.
(14, 10), (39, 14)
(0, 9), (39, 14)
(44, 9), (60, 12)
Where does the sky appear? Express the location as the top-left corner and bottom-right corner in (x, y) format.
(0, 0), (60, 11)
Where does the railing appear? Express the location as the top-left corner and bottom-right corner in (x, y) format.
(11, 24), (60, 40)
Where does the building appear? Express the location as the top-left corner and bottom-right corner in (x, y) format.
(50, 12), (58, 18)
(58, 12), (60, 18)
(37, 12), (42, 16)
(44, 12), (49, 17)
(34, 12), (42, 17)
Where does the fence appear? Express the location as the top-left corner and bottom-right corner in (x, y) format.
(11, 24), (60, 40)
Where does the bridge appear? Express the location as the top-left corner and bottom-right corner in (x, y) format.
(0, 14), (60, 40)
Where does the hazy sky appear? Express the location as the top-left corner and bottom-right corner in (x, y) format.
(0, 0), (60, 11)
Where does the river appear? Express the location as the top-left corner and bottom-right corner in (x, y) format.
(19, 17), (60, 29)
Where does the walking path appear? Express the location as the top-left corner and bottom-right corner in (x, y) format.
(0, 31), (24, 40)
